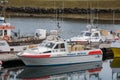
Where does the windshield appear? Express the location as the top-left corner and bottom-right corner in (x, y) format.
(85, 32), (91, 36)
(24, 48), (40, 54)
(40, 41), (55, 48)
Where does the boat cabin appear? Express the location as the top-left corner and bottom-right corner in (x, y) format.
(29, 40), (85, 54)
(39, 40), (67, 53)
(80, 29), (101, 40)
(0, 23), (15, 41)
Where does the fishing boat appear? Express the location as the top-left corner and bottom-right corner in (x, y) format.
(69, 24), (118, 43)
(17, 38), (103, 66)
(0, 22), (46, 53)
(0, 0), (46, 53)
(17, 61), (102, 79)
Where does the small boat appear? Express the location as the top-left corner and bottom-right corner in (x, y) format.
(111, 40), (120, 58)
(69, 24), (118, 43)
(0, 2), (46, 53)
(17, 61), (102, 79)
(0, 25), (61, 53)
(17, 38), (103, 66)
(0, 23), (46, 53)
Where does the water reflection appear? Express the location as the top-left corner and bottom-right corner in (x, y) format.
(17, 61), (102, 80)
(3, 60), (120, 80)
(110, 58), (120, 80)
(5, 60), (120, 80)
(0, 67), (23, 80)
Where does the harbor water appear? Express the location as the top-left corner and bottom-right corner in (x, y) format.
(7, 17), (120, 39)
(0, 17), (120, 80)
(0, 59), (119, 80)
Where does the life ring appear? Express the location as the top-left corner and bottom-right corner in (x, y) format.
(2, 35), (11, 42)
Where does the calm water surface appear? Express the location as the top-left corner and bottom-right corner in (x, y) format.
(0, 59), (119, 80)
(6, 17), (120, 39)
(0, 18), (120, 80)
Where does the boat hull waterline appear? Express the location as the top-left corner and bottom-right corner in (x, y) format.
(18, 49), (102, 66)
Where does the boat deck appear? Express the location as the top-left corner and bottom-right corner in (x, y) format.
(0, 53), (19, 61)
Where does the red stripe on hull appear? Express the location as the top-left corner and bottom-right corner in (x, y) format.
(88, 50), (102, 55)
(88, 68), (102, 73)
(23, 54), (50, 58)
(0, 26), (15, 29)
(23, 76), (50, 80)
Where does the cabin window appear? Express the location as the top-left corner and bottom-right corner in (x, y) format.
(54, 44), (62, 49)
(93, 33), (99, 37)
(4, 30), (7, 35)
(54, 43), (66, 52)
(61, 43), (65, 48)
(40, 42), (55, 48)
(43, 51), (51, 53)
(85, 32), (91, 36)
(54, 43), (65, 49)
(46, 43), (54, 48)
(0, 30), (3, 36)
(54, 44), (59, 49)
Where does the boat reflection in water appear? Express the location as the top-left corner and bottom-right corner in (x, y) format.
(110, 58), (120, 80)
(0, 67), (23, 80)
(17, 61), (102, 80)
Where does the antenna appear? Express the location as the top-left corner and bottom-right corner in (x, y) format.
(53, 0), (64, 40)
(87, 2), (89, 25)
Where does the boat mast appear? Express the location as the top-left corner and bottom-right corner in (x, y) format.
(53, 0), (63, 39)
(96, 1), (99, 27)
(112, 10), (115, 27)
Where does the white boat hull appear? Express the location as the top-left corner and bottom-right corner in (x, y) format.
(19, 54), (102, 66)
(18, 40), (102, 66)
